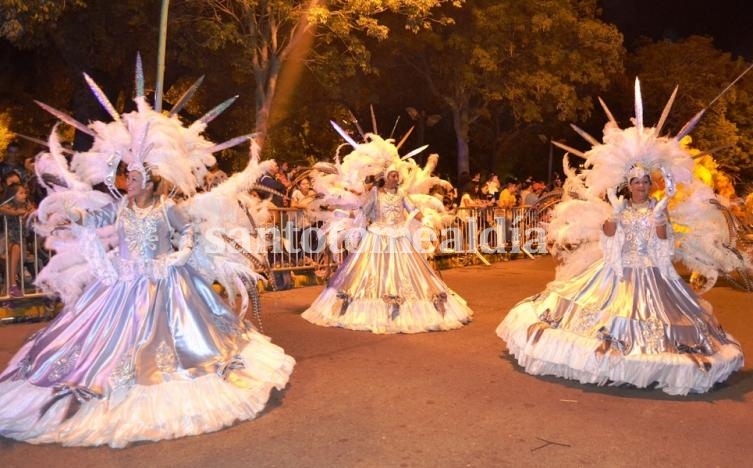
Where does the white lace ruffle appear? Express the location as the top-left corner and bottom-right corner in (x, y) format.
(497, 301), (743, 396)
(0, 330), (295, 448)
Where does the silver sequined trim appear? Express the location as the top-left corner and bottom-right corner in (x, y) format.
(109, 352), (135, 389)
(155, 341), (178, 373)
(48, 344), (82, 381)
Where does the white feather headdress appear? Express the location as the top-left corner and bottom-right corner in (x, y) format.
(549, 78), (750, 287)
(31, 55), (265, 312)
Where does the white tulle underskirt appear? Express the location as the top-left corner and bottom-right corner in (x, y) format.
(0, 331), (295, 448)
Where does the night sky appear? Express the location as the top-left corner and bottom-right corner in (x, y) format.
(601, 0), (753, 58)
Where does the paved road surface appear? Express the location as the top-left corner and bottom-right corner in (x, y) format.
(0, 257), (751, 467)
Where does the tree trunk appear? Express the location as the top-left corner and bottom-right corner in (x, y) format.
(252, 54), (283, 151)
(451, 104), (470, 178)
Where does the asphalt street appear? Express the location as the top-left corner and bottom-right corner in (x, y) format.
(0, 256), (751, 467)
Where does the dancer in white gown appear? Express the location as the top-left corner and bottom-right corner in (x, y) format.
(497, 79), (744, 395)
(0, 64), (295, 447)
(302, 133), (472, 333)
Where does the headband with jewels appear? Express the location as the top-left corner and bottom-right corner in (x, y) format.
(384, 162), (401, 179)
(627, 163), (650, 182)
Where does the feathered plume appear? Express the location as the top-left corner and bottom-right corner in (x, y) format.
(549, 77), (750, 283)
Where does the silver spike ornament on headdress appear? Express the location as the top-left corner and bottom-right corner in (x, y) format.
(38, 54), (249, 197)
(548, 77), (750, 287)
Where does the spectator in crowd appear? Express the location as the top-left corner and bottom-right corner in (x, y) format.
(0, 183), (35, 297)
(497, 178), (519, 209)
(113, 163), (128, 194)
(483, 174), (501, 201)
(363, 174), (377, 194)
(456, 170), (471, 194)
(258, 161), (292, 290)
(2, 170), (21, 188)
(259, 160), (288, 208)
(551, 172), (563, 190)
(478, 176), (493, 204)
(518, 178), (533, 207)
(459, 180), (488, 211)
(290, 176), (321, 260)
(0, 142), (21, 179)
(23, 155), (46, 206)
(276, 161), (293, 190)
(522, 181), (547, 207)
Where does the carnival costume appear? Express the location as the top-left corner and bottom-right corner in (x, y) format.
(0, 58), (295, 447)
(301, 129), (472, 333)
(497, 80), (744, 395)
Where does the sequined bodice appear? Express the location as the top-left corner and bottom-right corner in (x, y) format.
(375, 190), (406, 226)
(620, 205), (655, 267)
(118, 203), (174, 260)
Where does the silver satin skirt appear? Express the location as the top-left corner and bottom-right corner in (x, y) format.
(497, 260), (743, 395)
(302, 228), (473, 333)
(0, 264), (295, 447)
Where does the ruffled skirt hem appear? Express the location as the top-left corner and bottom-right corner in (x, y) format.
(0, 330), (295, 448)
(302, 288), (472, 334)
(497, 302), (743, 396)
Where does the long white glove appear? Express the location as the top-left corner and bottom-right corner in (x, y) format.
(606, 188), (625, 220)
(63, 201), (84, 224)
(653, 197), (669, 225)
(160, 224), (195, 270)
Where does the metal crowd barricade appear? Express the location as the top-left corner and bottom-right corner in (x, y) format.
(438, 206), (545, 262)
(0, 205), (546, 298)
(0, 205), (547, 317)
(266, 207), (345, 277)
(1, 215), (48, 301)
(265, 205), (546, 276)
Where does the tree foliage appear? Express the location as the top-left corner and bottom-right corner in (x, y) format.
(628, 35), (753, 182)
(173, 0), (461, 151)
(394, 0), (624, 176)
(0, 112), (14, 153)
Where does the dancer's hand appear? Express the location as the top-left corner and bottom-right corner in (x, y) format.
(63, 202), (83, 224)
(606, 188), (624, 219)
(165, 248), (191, 267)
(653, 197), (669, 224)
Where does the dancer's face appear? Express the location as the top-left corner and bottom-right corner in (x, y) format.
(628, 175), (651, 202)
(126, 171), (152, 199)
(385, 171), (400, 189)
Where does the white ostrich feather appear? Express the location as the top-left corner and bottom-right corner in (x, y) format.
(31, 70), (263, 311)
(550, 78), (748, 283)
